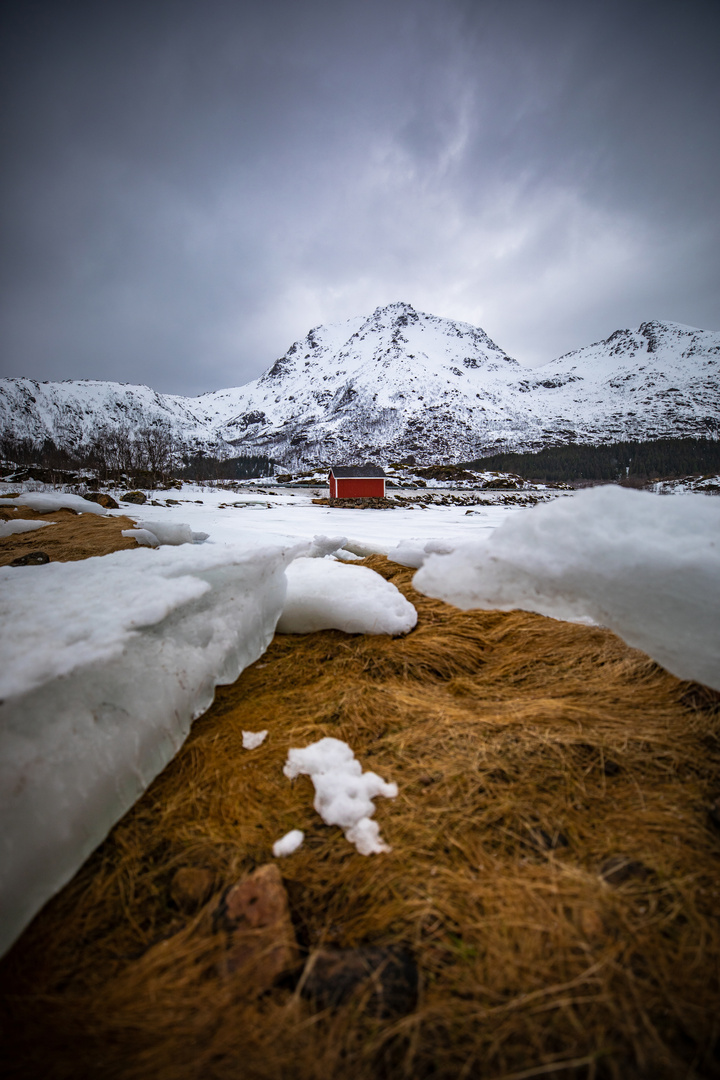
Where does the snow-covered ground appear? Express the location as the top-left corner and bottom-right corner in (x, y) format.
(2, 478), (719, 959)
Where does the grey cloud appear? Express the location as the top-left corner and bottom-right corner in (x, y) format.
(1, 0), (718, 393)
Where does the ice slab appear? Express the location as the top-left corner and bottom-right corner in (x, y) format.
(413, 486), (720, 691)
(0, 540), (304, 957)
(276, 558), (417, 635)
(283, 737), (397, 855)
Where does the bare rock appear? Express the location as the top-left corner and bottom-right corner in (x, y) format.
(301, 946), (418, 1017)
(83, 491), (120, 509)
(170, 867), (215, 913)
(10, 551), (50, 566)
(213, 863), (298, 990)
(122, 490), (147, 505)
(600, 855), (650, 886)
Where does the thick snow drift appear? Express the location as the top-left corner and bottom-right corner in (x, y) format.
(0, 540), (303, 957)
(413, 486), (720, 691)
(277, 558), (417, 635)
(283, 737), (397, 855)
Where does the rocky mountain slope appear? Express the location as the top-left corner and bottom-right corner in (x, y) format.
(1, 303), (718, 465)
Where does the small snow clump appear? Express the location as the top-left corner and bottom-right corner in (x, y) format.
(277, 559), (417, 635)
(272, 829), (304, 857)
(135, 520), (209, 545)
(242, 729), (268, 749)
(283, 737), (397, 855)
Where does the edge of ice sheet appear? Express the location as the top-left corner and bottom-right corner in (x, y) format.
(0, 540), (305, 957)
(3, 491), (108, 515)
(413, 486), (720, 691)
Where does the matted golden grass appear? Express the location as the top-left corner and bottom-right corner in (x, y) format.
(1, 556), (719, 1080)
(0, 506), (139, 565)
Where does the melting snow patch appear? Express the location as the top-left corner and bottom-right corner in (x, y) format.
(277, 559), (417, 635)
(413, 485), (720, 691)
(0, 519), (53, 538)
(283, 737), (397, 855)
(242, 730), (268, 750)
(3, 492), (107, 516)
(272, 829), (304, 857)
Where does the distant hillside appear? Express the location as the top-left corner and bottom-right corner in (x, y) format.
(1, 303), (718, 467)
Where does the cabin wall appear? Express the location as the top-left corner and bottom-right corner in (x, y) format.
(335, 478), (385, 498)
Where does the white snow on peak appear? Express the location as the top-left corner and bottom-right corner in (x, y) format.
(0, 306), (717, 465)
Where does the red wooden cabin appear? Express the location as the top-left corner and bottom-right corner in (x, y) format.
(328, 464), (386, 499)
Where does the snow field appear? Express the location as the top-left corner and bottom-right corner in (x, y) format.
(413, 486), (720, 691)
(283, 738), (398, 855)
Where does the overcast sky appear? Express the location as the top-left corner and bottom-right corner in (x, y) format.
(1, 0), (719, 395)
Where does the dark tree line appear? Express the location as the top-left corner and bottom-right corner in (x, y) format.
(462, 438), (720, 482)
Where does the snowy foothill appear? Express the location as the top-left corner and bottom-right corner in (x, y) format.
(0, 539), (306, 958)
(413, 485), (720, 692)
(277, 556), (418, 635)
(283, 738), (398, 855)
(0, 518), (53, 538)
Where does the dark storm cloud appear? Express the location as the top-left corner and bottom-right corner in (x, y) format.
(1, 0), (719, 393)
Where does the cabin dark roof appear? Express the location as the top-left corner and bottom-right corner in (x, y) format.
(329, 464), (386, 478)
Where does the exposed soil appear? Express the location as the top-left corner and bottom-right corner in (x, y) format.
(1, 541), (719, 1079)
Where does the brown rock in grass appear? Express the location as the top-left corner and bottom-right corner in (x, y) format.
(10, 550), (50, 566)
(301, 946), (418, 1017)
(170, 867), (215, 913)
(83, 491), (120, 509)
(213, 864), (298, 989)
(600, 855), (650, 886)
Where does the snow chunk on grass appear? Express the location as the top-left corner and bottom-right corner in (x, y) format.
(3, 492), (107, 516)
(135, 520), (209, 545)
(277, 559), (417, 635)
(283, 737), (397, 855)
(242, 730), (268, 750)
(0, 520), (53, 538)
(272, 829), (304, 857)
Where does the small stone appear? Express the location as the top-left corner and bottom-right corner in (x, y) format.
(213, 863), (298, 989)
(122, 490), (147, 505)
(82, 491), (120, 509)
(10, 551), (50, 566)
(600, 855), (650, 886)
(169, 867), (215, 913)
(301, 946), (418, 1017)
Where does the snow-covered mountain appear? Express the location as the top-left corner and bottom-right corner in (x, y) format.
(1, 302), (718, 465)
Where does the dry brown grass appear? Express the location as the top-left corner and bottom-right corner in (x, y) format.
(0, 506), (139, 565)
(1, 555), (719, 1080)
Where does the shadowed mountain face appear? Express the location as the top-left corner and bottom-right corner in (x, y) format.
(1, 303), (718, 466)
